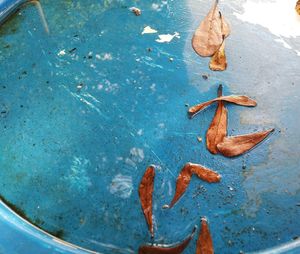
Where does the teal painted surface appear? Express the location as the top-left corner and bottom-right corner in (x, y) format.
(0, 0), (300, 253)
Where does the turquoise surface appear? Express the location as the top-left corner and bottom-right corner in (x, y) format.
(0, 0), (300, 253)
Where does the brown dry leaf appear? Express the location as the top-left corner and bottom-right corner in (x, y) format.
(188, 95), (257, 118)
(192, 0), (224, 57)
(139, 165), (155, 237)
(221, 13), (231, 38)
(296, 0), (300, 15)
(164, 163), (221, 208)
(209, 41), (227, 71)
(217, 129), (275, 157)
(206, 85), (227, 154)
(196, 218), (214, 254)
(138, 226), (197, 254)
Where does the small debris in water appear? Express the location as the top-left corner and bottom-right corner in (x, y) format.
(129, 7), (141, 16)
(142, 26), (158, 35)
(77, 83), (84, 90)
(58, 49), (66, 56)
(202, 74), (208, 80)
(197, 137), (202, 142)
(68, 47), (77, 53)
(156, 32), (180, 43)
(169, 57), (174, 62)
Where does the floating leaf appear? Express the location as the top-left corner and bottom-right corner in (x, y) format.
(206, 85), (227, 154)
(209, 41), (227, 71)
(192, 0), (224, 57)
(188, 95), (257, 118)
(139, 165), (155, 237)
(296, 0), (300, 15)
(164, 163), (221, 208)
(221, 13), (231, 38)
(138, 226), (197, 254)
(217, 129), (274, 157)
(196, 218), (214, 254)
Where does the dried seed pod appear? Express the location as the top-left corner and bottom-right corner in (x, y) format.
(196, 218), (214, 254)
(206, 85), (227, 154)
(138, 226), (197, 254)
(164, 163), (221, 208)
(217, 129), (275, 157)
(188, 95), (257, 119)
(139, 165), (155, 237)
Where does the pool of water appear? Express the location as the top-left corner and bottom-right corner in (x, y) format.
(0, 0), (300, 253)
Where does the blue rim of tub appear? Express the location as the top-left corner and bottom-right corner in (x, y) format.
(0, 1), (300, 253)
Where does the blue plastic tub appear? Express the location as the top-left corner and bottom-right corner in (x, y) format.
(0, 0), (300, 253)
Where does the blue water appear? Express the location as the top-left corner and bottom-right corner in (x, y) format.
(0, 0), (300, 253)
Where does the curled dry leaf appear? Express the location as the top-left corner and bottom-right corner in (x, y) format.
(296, 0), (300, 15)
(188, 95), (257, 118)
(196, 218), (214, 254)
(139, 165), (155, 237)
(209, 41), (227, 71)
(138, 226), (197, 254)
(206, 85), (227, 154)
(192, 0), (224, 57)
(165, 163), (221, 208)
(217, 129), (275, 157)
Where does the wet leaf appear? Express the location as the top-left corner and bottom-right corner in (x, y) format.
(296, 0), (300, 15)
(188, 95), (257, 118)
(139, 165), (155, 237)
(192, 0), (224, 57)
(217, 129), (274, 157)
(138, 226), (197, 254)
(196, 218), (214, 254)
(206, 85), (227, 154)
(209, 41), (227, 71)
(165, 163), (221, 208)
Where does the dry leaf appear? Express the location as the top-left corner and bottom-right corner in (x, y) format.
(192, 1), (224, 57)
(164, 163), (221, 208)
(196, 218), (214, 254)
(188, 95), (257, 118)
(221, 13), (231, 38)
(138, 226), (197, 254)
(139, 165), (155, 237)
(209, 41), (227, 71)
(217, 129), (274, 157)
(206, 85), (227, 154)
(296, 0), (300, 15)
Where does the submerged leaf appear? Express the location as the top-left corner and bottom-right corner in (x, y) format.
(188, 95), (257, 118)
(206, 85), (227, 154)
(296, 0), (300, 15)
(139, 165), (155, 237)
(138, 226), (197, 254)
(196, 218), (214, 254)
(209, 41), (227, 71)
(192, 0), (224, 57)
(164, 163), (221, 208)
(217, 129), (274, 157)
